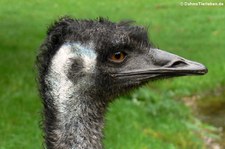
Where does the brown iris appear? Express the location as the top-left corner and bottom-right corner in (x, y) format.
(109, 51), (126, 63)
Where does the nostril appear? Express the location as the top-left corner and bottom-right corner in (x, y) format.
(169, 60), (187, 68)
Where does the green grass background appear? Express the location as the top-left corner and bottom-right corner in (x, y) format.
(0, 0), (224, 148)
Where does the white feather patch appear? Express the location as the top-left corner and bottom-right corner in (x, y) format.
(46, 42), (96, 113)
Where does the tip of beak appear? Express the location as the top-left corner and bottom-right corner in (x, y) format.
(196, 66), (208, 75)
(200, 66), (208, 74)
(186, 60), (208, 75)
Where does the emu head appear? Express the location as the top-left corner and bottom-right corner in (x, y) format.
(38, 17), (207, 101)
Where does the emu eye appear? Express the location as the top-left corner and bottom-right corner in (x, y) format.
(109, 51), (126, 63)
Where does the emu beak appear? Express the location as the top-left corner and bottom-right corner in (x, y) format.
(147, 48), (208, 76)
(113, 48), (208, 80)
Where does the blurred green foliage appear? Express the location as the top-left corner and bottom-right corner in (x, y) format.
(0, 0), (225, 148)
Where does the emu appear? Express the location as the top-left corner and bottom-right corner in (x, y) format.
(36, 17), (207, 149)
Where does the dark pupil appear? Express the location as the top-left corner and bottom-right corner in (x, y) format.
(114, 52), (121, 59)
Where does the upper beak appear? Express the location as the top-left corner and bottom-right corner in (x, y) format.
(148, 48), (208, 75)
(113, 48), (208, 79)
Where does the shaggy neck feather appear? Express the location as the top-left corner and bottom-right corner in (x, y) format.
(47, 90), (106, 149)
(44, 43), (106, 149)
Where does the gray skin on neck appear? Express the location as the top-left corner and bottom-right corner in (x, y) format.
(45, 42), (105, 149)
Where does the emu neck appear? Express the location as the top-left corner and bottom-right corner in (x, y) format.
(58, 97), (105, 149)
(44, 79), (107, 149)
(43, 43), (107, 149)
